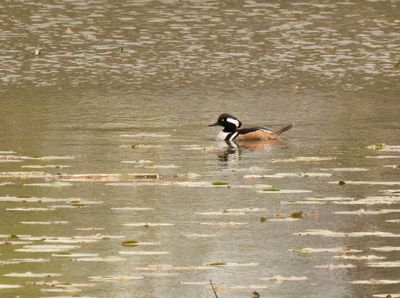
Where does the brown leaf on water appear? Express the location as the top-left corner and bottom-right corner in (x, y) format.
(291, 211), (303, 219)
(259, 217), (266, 223)
(274, 212), (283, 218)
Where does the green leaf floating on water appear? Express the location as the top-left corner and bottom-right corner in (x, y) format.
(264, 186), (280, 191)
(121, 240), (139, 246)
(211, 181), (229, 186)
(9, 234), (18, 239)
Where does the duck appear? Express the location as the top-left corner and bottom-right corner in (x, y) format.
(209, 113), (292, 142)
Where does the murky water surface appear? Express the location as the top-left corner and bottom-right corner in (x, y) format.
(1, 1), (399, 297)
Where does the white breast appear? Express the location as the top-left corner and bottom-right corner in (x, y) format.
(217, 131), (230, 141)
(217, 131), (238, 141)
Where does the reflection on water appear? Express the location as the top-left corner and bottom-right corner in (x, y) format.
(0, 0), (400, 298)
(0, 0), (399, 91)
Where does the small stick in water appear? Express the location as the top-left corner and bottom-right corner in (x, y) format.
(209, 279), (218, 298)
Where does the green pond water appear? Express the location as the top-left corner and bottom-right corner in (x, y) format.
(0, 1), (399, 297)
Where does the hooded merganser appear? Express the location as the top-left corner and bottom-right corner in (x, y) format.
(209, 113), (293, 142)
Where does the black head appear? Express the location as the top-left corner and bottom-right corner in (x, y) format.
(208, 113), (242, 132)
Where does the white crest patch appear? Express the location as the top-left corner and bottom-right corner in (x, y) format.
(226, 118), (240, 127)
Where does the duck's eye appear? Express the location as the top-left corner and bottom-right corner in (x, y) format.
(221, 119), (225, 122)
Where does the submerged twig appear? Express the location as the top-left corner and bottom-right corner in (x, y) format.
(209, 279), (218, 298)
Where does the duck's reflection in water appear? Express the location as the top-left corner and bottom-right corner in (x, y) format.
(216, 139), (279, 163)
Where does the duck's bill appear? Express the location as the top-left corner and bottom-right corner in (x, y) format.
(208, 123), (219, 127)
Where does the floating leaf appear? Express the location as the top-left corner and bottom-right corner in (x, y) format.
(290, 211), (303, 218)
(207, 262), (226, 266)
(121, 240), (139, 246)
(211, 181), (229, 186)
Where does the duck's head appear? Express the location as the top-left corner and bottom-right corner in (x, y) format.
(208, 113), (242, 132)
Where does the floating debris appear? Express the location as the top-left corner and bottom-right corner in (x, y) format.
(259, 189), (312, 194)
(200, 222), (248, 227)
(371, 246), (400, 252)
(334, 209), (400, 215)
(118, 251), (170, 255)
(0, 182), (15, 186)
(373, 294), (400, 298)
(128, 173), (160, 179)
(329, 181), (400, 186)
(333, 196), (400, 205)
(205, 262), (258, 267)
(23, 182), (73, 187)
(121, 240), (160, 247)
(290, 247), (362, 254)
(320, 167), (368, 172)
(121, 160), (153, 164)
(281, 200), (325, 205)
(368, 261), (400, 268)
(314, 264), (357, 269)
(295, 229), (400, 238)
(366, 156), (400, 159)
(111, 207), (154, 211)
(4, 272), (62, 278)
(76, 256), (125, 262)
(6, 207), (55, 212)
(59, 174), (121, 181)
(120, 133), (171, 138)
(20, 221), (69, 225)
(195, 210), (245, 216)
(334, 255), (386, 260)
(123, 222), (174, 227)
(244, 172), (332, 179)
(351, 279), (400, 285)
(225, 208), (265, 212)
(183, 234), (218, 238)
(2, 258), (48, 264)
(267, 218), (300, 222)
(270, 157), (336, 163)
(75, 227), (105, 231)
(0, 171), (53, 179)
(260, 275), (308, 282)
(146, 164), (180, 169)
(52, 253), (99, 258)
(89, 275), (143, 282)
(0, 284), (22, 289)
(15, 245), (79, 253)
(21, 165), (70, 169)
(0, 196), (73, 203)
(367, 144), (400, 152)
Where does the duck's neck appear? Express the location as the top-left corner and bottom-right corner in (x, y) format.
(217, 129), (238, 141)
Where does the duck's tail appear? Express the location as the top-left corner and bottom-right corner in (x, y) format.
(274, 124), (293, 135)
